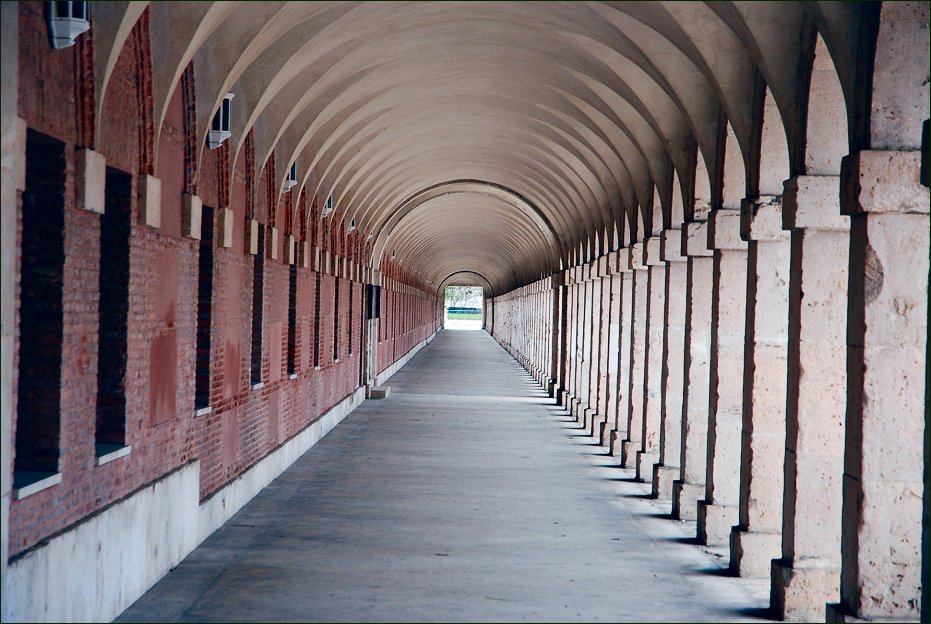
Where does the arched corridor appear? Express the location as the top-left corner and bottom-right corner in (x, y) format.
(1, 2), (928, 622)
(118, 330), (769, 623)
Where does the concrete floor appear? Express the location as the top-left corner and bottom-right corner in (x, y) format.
(118, 330), (769, 623)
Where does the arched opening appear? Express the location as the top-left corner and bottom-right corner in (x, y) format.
(443, 285), (484, 331)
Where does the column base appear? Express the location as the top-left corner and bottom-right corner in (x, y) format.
(729, 528), (781, 577)
(635, 451), (659, 483)
(597, 420), (608, 446)
(558, 389), (570, 408)
(825, 603), (918, 623)
(582, 408), (597, 434)
(771, 559), (840, 622)
(570, 398), (585, 420)
(696, 501), (737, 546)
(621, 440), (640, 468)
(672, 481), (704, 520)
(608, 430), (624, 457)
(651, 465), (678, 500)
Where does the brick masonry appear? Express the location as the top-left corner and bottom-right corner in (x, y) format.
(7, 4), (440, 558)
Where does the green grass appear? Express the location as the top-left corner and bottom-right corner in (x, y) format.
(446, 311), (482, 320)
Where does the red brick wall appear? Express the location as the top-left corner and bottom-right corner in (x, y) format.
(8, 3), (439, 558)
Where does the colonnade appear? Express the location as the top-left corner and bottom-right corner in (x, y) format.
(488, 148), (928, 624)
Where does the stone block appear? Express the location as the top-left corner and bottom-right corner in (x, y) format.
(783, 175), (848, 231)
(729, 528), (781, 577)
(697, 502), (737, 546)
(684, 221), (713, 257)
(672, 481), (704, 520)
(368, 386), (390, 399)
(771, 559), (841, 623)
(636, 451), (659, 483)
(248, 219), (260, 255)
(660, 228), (685, 262)
(742, 196), (788, 242)
(651, 465), (678, 500)
(630, 242), (646, 269)
(181, 193), (202, 240)
(841, 150), (929, 215)
(645, 236), (664, 266)
(137, 175), (161, 228)
(621, 439), (639, 469)
(708, 209), (745, 250)
(75, 148), (105, 214)
(268, 227), (279, 260)
(3, 116), (27, 192)
(287, 235), (296, 265)
(219, 207), (234, 248)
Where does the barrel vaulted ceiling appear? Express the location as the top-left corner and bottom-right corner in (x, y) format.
(93, 1), (870, 294)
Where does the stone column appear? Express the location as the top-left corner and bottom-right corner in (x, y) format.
(584, 266), (601, 434)
(673, 221), (714, 519)
(654, 228), (687, 500)
(827, 151), (929, 623)
(697, 209), (748, 545)
(554, 272), (568, 401)
(730, 197), (791, 577)
(595, 268), (612, 443)
(602, 261), (623, 448)
(771, 176), (849, 621)
(550, 272), (564, 398)
(622, 242), (648, 468)
(638, 236), (666, 482)
(581, 266), (596, 426)
(610, 250), (634, 460)
(564, 272), (579, 411)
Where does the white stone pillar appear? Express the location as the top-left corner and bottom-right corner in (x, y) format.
(610, 251), (634, 460)
(673, 221), (714, 519)
(565, 273), (580, 413)
(603, 264), (622, 448)
(581, 267), (595, 424)
(697, 209), (748, 545)
(654, 229), (687, 500)
(730, 198), (791, 576)
(584, 267), (601, 434)
(638, 237), (666, 482)
(827, 151), (929, 622)
(622, 243), (648, 468)
(595, 271), (612, 444)
(1, 2), (22, 586)
(771, 175), (849, 621)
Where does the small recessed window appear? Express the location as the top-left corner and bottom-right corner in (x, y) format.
(284, 163), (297, 191)
(348, 217), (357, 233)
(208, 93), (234, 149)
(47, 1), (90, 49)
(321, 194), (334, 218)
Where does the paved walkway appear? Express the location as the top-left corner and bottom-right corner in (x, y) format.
(118, 330), (768, 623)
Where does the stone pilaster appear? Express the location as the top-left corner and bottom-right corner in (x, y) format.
(673, 221), (714, 520)
(603, 265), (623, 448)
(622, 242), (648, 468)
(827, 150), (929, 622)
(638, 236), (666, 482)
(697, 209), (747, 546)
(771, 175), (849, 621)
(730, 197), (790, 576)
(595, 272), (612, 444)
(654, 228), (686, 500)
(610, 250), (634, 459)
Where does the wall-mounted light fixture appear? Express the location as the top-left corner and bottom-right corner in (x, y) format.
(284, 163), (297, 191)
(47, 1), (90, 49)
(321, 194), (334, 218)
(207, 93), (234, 149)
